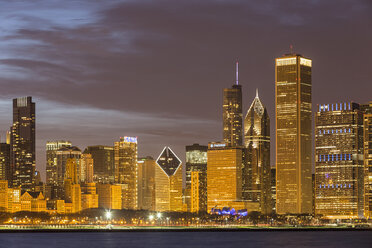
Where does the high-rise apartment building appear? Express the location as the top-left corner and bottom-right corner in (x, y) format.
(244, 91), (271, 214)
(10, 96), (35, 191)
(185, 144), (207, 212)
(114, 136), (138, 210)
(137, 157), (156, 211)
(223, 62), (243, 147)
(84, 145), (114, 183)
(46, 140), (72, 186)
(315, 102), (364, 218)
(154, 147), (183, 212)
(275, 54), (312, 214)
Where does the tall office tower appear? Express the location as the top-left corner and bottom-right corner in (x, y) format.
(364, 113), (372, 218)
(0, 143), (10, 181)
(10, 96), (35, 191)
(154, 147), (183, 212)
(46, 141), (72, 187)
(80, 154), (94, 183)
(6, 131), (10, 145)
(207, 142), (259, 212)
(84, 146), (114, 183)
(137, 156), (156, 211)
(244, 91), (271, 214)
(185, 144), (207, 212)
(275, 54), (312, 214)
(55, 146), (81, 198)
(315, 102), (364, 218)
(114, 137), (138, 209)
(223, 61), (243, 147)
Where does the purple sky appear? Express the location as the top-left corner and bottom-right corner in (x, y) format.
(0, 0), (371, 181)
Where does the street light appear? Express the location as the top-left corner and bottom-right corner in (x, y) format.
(149, 215), (154, 221)
(156, 213), (162, 218)
(105, 211), (112, 220)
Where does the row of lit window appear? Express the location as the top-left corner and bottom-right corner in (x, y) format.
(319, 184), (352, 189)
(318, 154), (352, 162)
(318, 128), (352, 134)
(319, 103), (352, 112)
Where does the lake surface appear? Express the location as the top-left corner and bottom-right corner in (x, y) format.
(0, 231), (371, 248)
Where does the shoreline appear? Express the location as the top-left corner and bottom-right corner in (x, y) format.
(0, 226), (371, 233)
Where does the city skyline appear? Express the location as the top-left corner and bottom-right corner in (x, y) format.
(0, 0), (371, 182)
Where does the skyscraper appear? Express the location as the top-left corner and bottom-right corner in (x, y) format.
(84, 145), (114, 183)
(154, 146), (183, 212)
(275, 54), (312, 214)
(315, 102), (364, 218)
(244, 90), (271, 214)
(10, 96), (35, 191)
(0, 143), (10, 181)
(223, 61), (243, 147)
(46, 140), (72, 187)
(137, 156), (156, 211)
(364, 112), (372, 218)
(80, 153), (94, 183)
(207, 142), (259, 212)
(114, 136), (138, 210)
(185, 144), (207, 212)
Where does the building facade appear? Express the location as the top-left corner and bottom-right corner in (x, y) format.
(223, 62), (243, 147)
(46, 141), (72, 186)
(185, 144), (207, 212)
(0, 143), (10, 181)
(84, 145), (114, 183)
(10, 96), (35, 191)
(244, 91), (271, 214)
(364, 113), (372, 218)
(154, 147), (183, 212)
(137, 157), (156, 211)
(275, 54), (313, 214)
(80, 153), (94, 183)
(114, 137), (138, 210)
(315, 102), (364, 218)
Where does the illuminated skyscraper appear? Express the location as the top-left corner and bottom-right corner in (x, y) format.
(185, 144), (207, 212)
(275, 54), (312, 214)
(84, 145), (114, 183)
(64, 158), (81, 213)
(97, 183), (122, 210)
(244, 91), (271, 214)
(46, 140), (72, 187)
(315, 102), (364, 218)
(137, 156), (156, 211)
(223, 61), (243, 147)
(154, 147), (183, 212)
(207, 142), (259, 212)
(364, 112), (372, 218)
(10, 96), (35, 191)
(80, 153), (94, 183)
(114, 136), (138, 210)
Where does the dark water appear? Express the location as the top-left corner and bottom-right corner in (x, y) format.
(0, 231), (371, 248)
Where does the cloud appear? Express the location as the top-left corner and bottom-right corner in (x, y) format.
(0, 0), (371, 179)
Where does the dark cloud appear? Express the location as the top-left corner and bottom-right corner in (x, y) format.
(0, 0), (371, 179)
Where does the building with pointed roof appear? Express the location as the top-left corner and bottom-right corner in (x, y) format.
(244, 90), (271, 214)
(154, 147), (183, 212)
